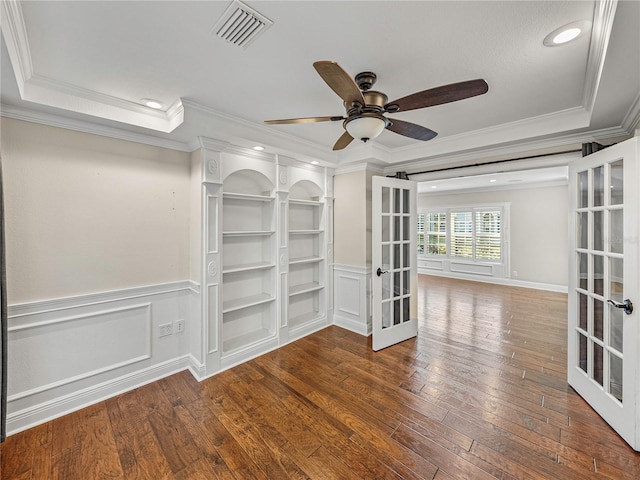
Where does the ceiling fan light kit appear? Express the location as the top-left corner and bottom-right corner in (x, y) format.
(345, 115), (388, 142)
(264, 60), (489, 150)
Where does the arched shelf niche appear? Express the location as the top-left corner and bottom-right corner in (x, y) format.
(221, 168), (277, 355)
(287, 179), (326, 332)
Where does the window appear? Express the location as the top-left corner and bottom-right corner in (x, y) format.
(450, 211), (473, 258)
(475, 210), (501, 260)
(419, 205), (506, 263)
(426, 212), (447, 255)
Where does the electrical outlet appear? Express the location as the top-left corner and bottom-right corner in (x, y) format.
(174, 319), (185, 334)
(159, 322), (173, 337)
(513, 270), (518, 277)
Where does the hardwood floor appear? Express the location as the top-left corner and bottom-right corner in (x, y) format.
(3, 275), (640, 479)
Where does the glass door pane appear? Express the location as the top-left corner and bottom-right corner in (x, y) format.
(574, 160), (626, 405)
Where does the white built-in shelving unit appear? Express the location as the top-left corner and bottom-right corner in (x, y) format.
(195, 140), (333, 376)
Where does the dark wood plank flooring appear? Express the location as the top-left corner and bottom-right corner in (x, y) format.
(3, 275), (640, 479)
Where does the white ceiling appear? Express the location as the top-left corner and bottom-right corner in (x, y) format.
(1, 0), (639, 172)
(416, 166), (569, 194)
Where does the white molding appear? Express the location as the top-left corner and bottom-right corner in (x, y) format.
(622, 91), (640, 132)
(410, 152), (578, 182)
(334, 162), (385, 175)
(0, 103), (192, 152)
(583, 0), (619, 114)
(9, 302), (151, 333)
(386, 126), (628, 175)
(22, 74), (185, 133)
(8, 280), (194, 318)
(182, 99), (336, 164)
(333, 313), (371, 336)
(0, 0), (33, 94)
(6, 355), (193, 436)
(186, 354), (207, 380)
(384, 107), (591, 167)
(419, 271), (567, 294)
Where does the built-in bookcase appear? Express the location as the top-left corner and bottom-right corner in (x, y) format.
(196, 142), (333, 375)
(288, 182), (325, 330)
(221, 172), (276, 355)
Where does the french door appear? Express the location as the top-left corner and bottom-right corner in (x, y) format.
(568, 137), (639, 450)
(372, 176), (418, 351)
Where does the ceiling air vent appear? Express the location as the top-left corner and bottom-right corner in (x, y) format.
(213, 0), (273, 49)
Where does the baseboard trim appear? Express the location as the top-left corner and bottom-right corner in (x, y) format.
(6, 355), (192, 436)
(419, 270), (568, 293)
(333, 313), (371, 336)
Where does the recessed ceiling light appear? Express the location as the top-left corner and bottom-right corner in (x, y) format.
(543, 20), (591, 47)
(311, 161), (319, 165)
(431, 186), (438, 189)
(489, 179), (497, 183)
(141, 98), (163, 109)
(252, 145), (265, 151)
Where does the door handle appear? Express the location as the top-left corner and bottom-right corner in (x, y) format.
(607, 299), (634, 315)
(376, 267), (389, 277)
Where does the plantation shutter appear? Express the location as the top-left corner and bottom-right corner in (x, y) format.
(450, 212), (473, 258)
(475, 210), (501, 260)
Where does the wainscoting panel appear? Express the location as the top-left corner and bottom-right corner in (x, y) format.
(333, 264), (371, 336)
(8, 303), (152, 400)
(6, 281), (196, 435)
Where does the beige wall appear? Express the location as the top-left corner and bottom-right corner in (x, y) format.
(1, 118), (191, 303)
(334, 170), (368, 266)
(419, 184), (569, 286)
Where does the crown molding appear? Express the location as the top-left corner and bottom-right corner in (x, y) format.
(389, 106), (590, 166)
(0, 103), (192, 152)
(0, 0), (32, 94)
(385, 124), (628, 175)
(181, 99), (337, 164)
(622, 91), (640, 132)
(334, 162), (385, 176)
(583, 0), (618, 114)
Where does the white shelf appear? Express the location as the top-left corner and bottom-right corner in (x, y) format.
(223, 328), (274, 354)
(289, 256), (323, 265)
(223, 192), (273, 202)
(289, 229), (323, 235)
(289, 282), (323, 297)
(222, 293), (275, 313)
(289, 311), (322, 328)
(223, 230), (275, 237)
(289, 198), (322, 206)
(223, 262), (275, 274)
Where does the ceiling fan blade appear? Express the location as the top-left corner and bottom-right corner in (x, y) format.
(386, 118), (438, 141)
(386, 79), (488, 112)
(332, 131), (354, 151)
(313, 61), (366, 107)
(264, 115), (344, 125)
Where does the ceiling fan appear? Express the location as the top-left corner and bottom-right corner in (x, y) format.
(264, 61), (489, 151)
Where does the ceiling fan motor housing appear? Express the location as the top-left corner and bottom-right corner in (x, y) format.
(344, 90), (390, 142)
